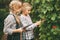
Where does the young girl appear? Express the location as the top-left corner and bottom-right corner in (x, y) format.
(20, 2), (44, 40)
(3, 0), (23, 40)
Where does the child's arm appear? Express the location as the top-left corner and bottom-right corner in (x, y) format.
(3, 15), (23, 35)
(3, 15), (14, 35)
(25, 20), (43, 30)
(20, 16), (42, 30)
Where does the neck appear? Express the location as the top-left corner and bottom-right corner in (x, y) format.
(22, 12), (28, 16)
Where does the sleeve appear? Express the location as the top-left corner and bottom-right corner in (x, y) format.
(20, 16), (37, 30)
(3, 15), (14, 35)
(26, 24), (37, 30)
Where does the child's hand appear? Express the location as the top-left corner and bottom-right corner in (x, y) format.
(19, 28), (26, 32)
(35, 19), (45, 26)
(35, 20), (41, 26)
(17, 28), (23, 33)
(41, 19), (45, 23)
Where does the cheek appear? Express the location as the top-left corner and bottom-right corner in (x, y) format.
(29, 11), (31, 13)
(26, 11), (28, 13)
(24, 10), (28, 13)
(26, 11), (30, 14)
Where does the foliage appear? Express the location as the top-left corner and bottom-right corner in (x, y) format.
(0, 0), (60, 40)
(23, 0), (60, 40)
(0, 8), (8, 40)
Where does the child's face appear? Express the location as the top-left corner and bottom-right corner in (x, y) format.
(24, 7), (31, 15)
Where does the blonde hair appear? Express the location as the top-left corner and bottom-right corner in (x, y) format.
(22, 2), (32, 11)
(9, 0), (22, 11)
(9, 0), (22, 24)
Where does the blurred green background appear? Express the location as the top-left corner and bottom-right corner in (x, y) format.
(0, 0), (60, 40)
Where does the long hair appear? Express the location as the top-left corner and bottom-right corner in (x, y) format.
(9, 0), (22, 24)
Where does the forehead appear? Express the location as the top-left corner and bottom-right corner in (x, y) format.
(25, 6), (32, 10)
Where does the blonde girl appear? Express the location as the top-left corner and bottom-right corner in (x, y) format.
(3, 0), (23, 40)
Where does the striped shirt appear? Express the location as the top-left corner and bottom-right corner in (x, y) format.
(20, 14), (37, 40)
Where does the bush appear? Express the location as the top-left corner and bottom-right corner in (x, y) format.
(0, 8), (8, 40)
(0, 0), (60, 40)
(23, 0), (60, 40)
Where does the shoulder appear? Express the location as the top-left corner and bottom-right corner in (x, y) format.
(20, 14), (27, 21)
(4, 14), (14, 21)
(20, 14), (25, 19)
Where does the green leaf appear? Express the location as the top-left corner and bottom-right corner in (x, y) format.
(41, 9), (47, 14)
(47, 6), (53, 11)
(55, 4), (60, 11)
(51, 29), (55, 32)
(41, 0), (46, 3)
(38, 14), (46, 19)
(57, 15), (60, 19)
(53, 32), (57, 35)
(47, 33), (50, 36)
(46, 0), (54, 2)
(51, 13), (57, 21)
(24, 0), (28, 2)
(48, 37), (52, 40)
(39, 33), (41, 36)
(35, 0), (40, 3)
